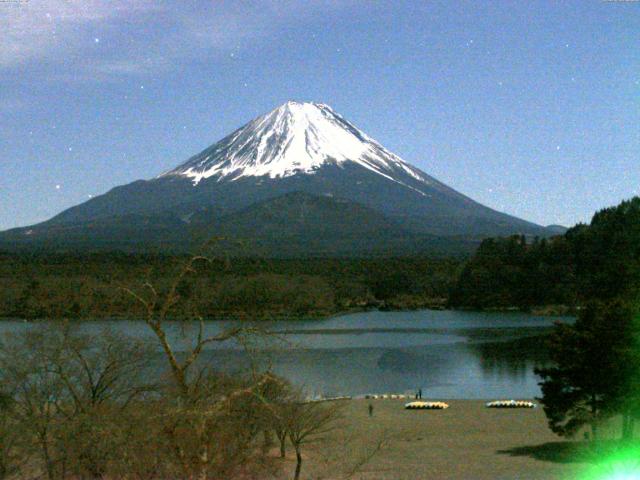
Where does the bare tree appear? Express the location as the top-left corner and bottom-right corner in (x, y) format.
(0, 326), (69, 480)
(0, 324), (157, 480)
(247, 373), (293, 459)
(285, 398), (345, 480)
(122, 256), (260, 397)
(52, 326), (156, 480)
(0, 393), (24, 480)
(51, 325), (155, 413)
(274, 406), (289, 460)
(314, 426), (390, 480)
(122, 256), (276, 480)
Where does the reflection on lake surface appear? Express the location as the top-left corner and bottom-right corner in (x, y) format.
(0, 310), (571, 399)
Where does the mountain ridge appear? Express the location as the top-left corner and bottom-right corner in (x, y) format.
(0, 101), (562, 256)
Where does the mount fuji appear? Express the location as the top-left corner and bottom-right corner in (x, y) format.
(0, 101), (558, 256)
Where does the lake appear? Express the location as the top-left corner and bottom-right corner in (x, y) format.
(0, 310), (570, 399)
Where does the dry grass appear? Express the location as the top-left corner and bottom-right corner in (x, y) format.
(285, 399), (591, 480)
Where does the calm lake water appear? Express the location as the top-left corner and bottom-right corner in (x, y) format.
(0, 310), (571, 399)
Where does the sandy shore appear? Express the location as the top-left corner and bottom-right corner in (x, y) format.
(296, 399), (590, 480)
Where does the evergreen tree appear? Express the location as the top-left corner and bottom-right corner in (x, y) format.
(450, 196), (640, 311)
(536, 301), (639, 440)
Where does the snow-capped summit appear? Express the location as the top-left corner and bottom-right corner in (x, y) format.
(162, 101), (431, 193)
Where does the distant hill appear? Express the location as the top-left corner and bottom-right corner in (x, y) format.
(544, 225), (568, 235)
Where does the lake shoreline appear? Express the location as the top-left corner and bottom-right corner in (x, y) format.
(0, 303), (576, 323)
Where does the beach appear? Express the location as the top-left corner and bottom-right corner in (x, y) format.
(295, 399), (590, 480)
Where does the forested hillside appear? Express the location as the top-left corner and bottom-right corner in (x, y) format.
(3, 197), (638, 320)
(0, 254), (460, 320)
(450, 197), (640, 310)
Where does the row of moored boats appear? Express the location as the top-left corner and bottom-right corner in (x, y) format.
(403, 399), (536, 410)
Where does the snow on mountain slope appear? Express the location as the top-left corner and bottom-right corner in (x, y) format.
(162, 101), (433, 195)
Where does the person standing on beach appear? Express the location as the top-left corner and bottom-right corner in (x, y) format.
(368, 403), (374, 417)
(419, 388), (422, 399)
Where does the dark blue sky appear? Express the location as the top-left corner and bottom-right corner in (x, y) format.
(1, 0), (638, 231)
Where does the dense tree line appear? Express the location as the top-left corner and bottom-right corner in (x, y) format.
(0, 254), (460, 320)
(448, 234), (576, 310)
(450, 197), (640, 311)
(531, 198), (640, 443)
